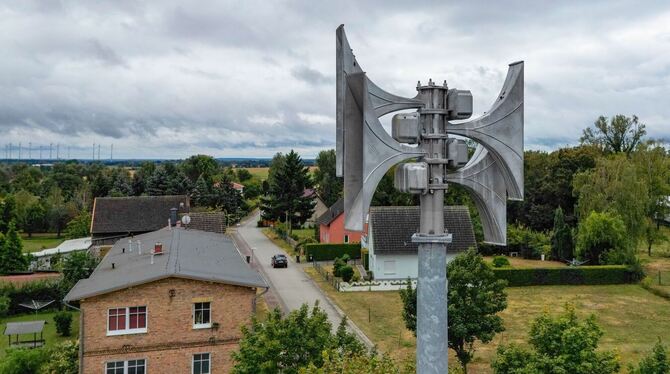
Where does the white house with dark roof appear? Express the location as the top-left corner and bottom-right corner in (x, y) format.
(30, 237), (92, 270)
(364, 206), (477, 280)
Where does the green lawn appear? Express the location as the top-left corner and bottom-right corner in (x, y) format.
(21, 233), (64, 253)
(261, 228), (295, 255)
(292, 228), (316, 242)
(305, 267), (670, 373)
(1, 310), (79, 357)
(483, 256), (566, 269)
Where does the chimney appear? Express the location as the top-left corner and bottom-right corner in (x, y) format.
(170, 207), (178, 227)
(154, 242), (163, 255)
(138, 240), (142, 255)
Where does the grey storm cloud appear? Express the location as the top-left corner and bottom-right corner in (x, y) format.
(1, 0), (669, 159)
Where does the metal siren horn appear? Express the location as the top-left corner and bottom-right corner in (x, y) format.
(336, 25), (424, 231)
(446, 145), (507, 245)
(341, 71), (424, 231)
(446, 61), (525, 200)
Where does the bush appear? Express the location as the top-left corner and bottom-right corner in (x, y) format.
(0, 295), (9, 317)
(333, 257), (346, 277)
(304, 243), (361, 261)
(576, 211), (629, 265)
(0, 347), (47, 374)
(339, 265), (355, 282)
(493, 266), (631, 286)
(0, 280), (64, 316)
(53, 311), (73, 337)
(41, 341), (78, 374)
(507, 224), (550, 259)
(492, 256), (510, 268)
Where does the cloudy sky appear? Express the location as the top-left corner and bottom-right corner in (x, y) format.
(1, 1), (669, 159)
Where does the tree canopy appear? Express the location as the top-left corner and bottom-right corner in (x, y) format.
(580, 114), (646, 156)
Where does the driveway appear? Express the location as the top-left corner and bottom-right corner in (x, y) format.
(231, 212), (372, 347)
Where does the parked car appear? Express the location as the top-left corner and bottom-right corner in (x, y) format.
(271, 254), (288, 268)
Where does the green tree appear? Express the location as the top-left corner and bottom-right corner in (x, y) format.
(261, 151), (315, 235)
(633, 142), (670, 256)
(0, 347), (47, 374)
(45, 187), (70, 237)
(0, 222), (29, 273)
(40, 341), (78, 374)
(314, 149), (343, 207)
(580, 114), (646, 156)
(299, 350), (406, 374)
(232, 303), (363, 374)
(146, 165), (171, 196)
(551, 206), (574, 261)
(65, 210), (91, 239)
(574, 155), (648, 245)
(181, 155), (219, 183)
(400, 249), (507, 373)
(236, 168), (253, 182)
(192, 174), (212, 207)
(492, 305), (620, 374)
(53, 311), (73, 336)
(629, 339), (670, 374)
(211, 174), (245, 216)
(60, 251), (99, 291)
(0, 195), (17, 233)
(576, 211), (629, 265)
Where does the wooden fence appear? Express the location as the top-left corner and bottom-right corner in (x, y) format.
(312, 261), (341, 291)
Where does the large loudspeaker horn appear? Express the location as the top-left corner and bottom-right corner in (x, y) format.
(446, 145), (507, 245)
(342, 71), (425, 231)
(446, 61), (524, 200)
(336, 25), (422, 178)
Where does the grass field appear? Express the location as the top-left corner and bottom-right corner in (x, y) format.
(21, 233), (64, 253)
(483, 256), (566, 268)
(243, 167), (269, 181)
(0, 311), (79, 357)
(305, 267), (670, 373)
(292, 228), (316, 242)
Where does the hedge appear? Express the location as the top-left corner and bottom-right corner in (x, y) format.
(0, 280), (65, 315)
(493, 265), (632, 286)
(304, 243), (361, 261)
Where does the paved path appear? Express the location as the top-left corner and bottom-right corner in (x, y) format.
(231, 212), (373, 348)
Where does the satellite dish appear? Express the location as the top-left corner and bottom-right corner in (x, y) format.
(181, 215), (191, 225)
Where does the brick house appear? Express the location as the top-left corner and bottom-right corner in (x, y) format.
(64, 228), (267, 374)
(90, 195), (190, 246)
(317, 198), (363, 244)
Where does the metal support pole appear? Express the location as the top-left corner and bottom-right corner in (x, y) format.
(414, 79), (451, 373)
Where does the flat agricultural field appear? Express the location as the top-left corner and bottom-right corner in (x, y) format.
(0, 311), (80, 357)
(243, 167), (269, 181)
(21, 233), (64, 253)
(304, 267), (670, 373)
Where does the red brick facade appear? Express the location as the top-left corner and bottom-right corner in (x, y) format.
(79, 277), (256, 373)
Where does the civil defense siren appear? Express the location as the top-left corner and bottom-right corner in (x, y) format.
(335, 25), (524, 245)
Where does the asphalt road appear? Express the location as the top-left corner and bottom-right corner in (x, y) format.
(232, 212), (372, 347)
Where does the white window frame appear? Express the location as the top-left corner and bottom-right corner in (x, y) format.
(192, 352), (211, 374)
(193, 302), (212, 329)
(105, 358), (146, 374)
(106, 306), (148, 336)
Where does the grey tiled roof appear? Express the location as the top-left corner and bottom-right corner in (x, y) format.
(183, 212), (227, 234)
(64, 228), (267, 301)
(317, 197), (344, 226)
(369, 206), (477, 254)
(91, 196), (190, 234)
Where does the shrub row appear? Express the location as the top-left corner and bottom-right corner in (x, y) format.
(493, 265), (632, 286)
(304, 243), (361, 261)
(0, 280), (65, 315)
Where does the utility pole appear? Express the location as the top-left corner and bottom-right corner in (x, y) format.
(56, 144), (60, 160)
(49, 143), (53, 160)
(110, 144), (113, 160)
(93, 143), (95, 161)
(28, 142), (32, 160)
(39, 145), (42, 161)
(67, 146), (70, 159)
(412, 80), (451, 373)
(18, 142), (21, 160)
(98, 144), (101, 160)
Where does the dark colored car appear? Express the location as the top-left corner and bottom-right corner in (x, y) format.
(271, 254), (288, 268)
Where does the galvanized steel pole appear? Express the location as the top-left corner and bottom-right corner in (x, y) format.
(413, 79), (452, 373)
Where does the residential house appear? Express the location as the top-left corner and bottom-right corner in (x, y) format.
(64, 228), (267, 374)
(317, 198), (363, 244)
(364, 206), (476, 280)
(90, 195), (190, 246)
(303, 189), (328, 227)
(30, 237), (92, 270)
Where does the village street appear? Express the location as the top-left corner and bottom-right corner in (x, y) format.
(231, 211), (373, 347)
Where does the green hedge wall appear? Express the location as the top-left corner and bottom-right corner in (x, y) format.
(305, 243), (361, 261)
(493, 266), (631, 286)
(0, 280), (65, 315)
